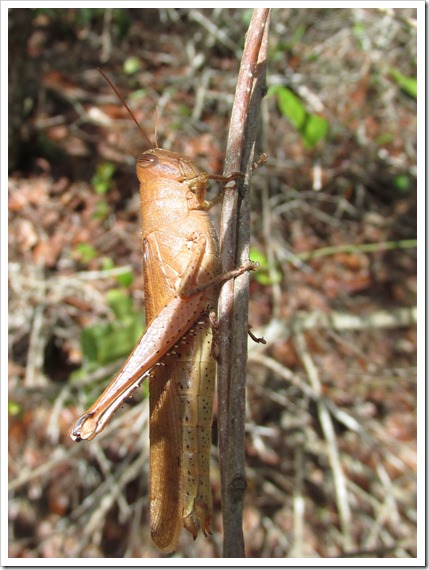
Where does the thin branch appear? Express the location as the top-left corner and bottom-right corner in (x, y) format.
(281, 238), (417, 264)
(217, 8), (270, 558)
(294, 330), (353, 551)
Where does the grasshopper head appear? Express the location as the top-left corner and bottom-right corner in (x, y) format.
(137, 149), (200, 185)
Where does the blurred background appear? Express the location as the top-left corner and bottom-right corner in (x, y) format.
(8, 7), (417, 559)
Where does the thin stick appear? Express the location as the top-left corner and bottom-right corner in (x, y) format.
(217, 8), (270, 558)
(293, 330), (353, 550)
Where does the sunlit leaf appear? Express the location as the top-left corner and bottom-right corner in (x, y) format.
(106, 289), (134, 320)
(390, 68), (417, 99)
(80, 290), (144, 365)
(394, 174), (412, 194)
(270, 86), (328, 148)
(93, 199), (109, 219)
(124, 56), (142, 75)
(91, 162), (116, 195)
(303, 114), (329, 149)
(101, 257), (115, 270)
(115, 271), (134, 287)
(81, 316), (144, 365)
(73, 243), (98, 263)
(250, 247), (282, 286)
(273, 86), (307, 129)
(8, 401), (23, 416)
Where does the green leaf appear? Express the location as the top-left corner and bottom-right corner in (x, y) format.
(303, 114), (329, 149)
(178, 104), (192, 117)
(81, 316), (145, 365)
(291, 24), (306, 46)
(74, 243), (98, 263)
(101, 257), (115, 270)
(305, 52), (319, 63)
(274, 86), (307, 129)
(250, 247), (268, 267)
(124, 56), (142, 75)
(92, 199), (109, 219)
(129, 88), (147, 101)
(8, 401), (23, 416)
(106, 289), (134, 320)
(394, 174), (412, 194)
(250, 247), (282, 286)
(91, 162), (116, 195)
(270, 86), (328, 148)
(80, 291), (144, 365)
(375, 133), (394, 146)
(390, 68), (417, 99)
(92, 180), (107, 194)
(115, 271), (134, 288)
(352, 22), (367, 49)
(98, 162), (116, 180)
(241, 9), (253, 26)
(353, 23), (365, 36)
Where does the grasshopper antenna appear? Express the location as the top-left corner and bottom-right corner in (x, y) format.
(154, 106), (159, 149)
(97, 67), (154, 148)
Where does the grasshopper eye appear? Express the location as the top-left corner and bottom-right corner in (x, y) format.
(138, 153), (158, 167)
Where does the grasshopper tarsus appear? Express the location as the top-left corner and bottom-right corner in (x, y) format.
(69, 411), (96, 442)
(248, 325), (267, 345)
(252, 152), (268, 171)
(219, 260), (259, 284)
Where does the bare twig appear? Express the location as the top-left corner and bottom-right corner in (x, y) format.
(294, 330), (353, 551)
(189, 10), (241, 54)
(24, 302), (48, 388)
(291, 441), (305, 557)
(281, 238), (417, 264)
(217, 8), (270, 558)
(248, 353), (364, 436)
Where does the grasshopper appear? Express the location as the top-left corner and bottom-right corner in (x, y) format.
(70, 70), (253, 552)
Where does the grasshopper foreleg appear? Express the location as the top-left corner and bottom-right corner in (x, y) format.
(186, 171), (245, 212)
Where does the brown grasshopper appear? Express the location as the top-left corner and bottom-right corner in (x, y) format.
(70, 70), (254, 553)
